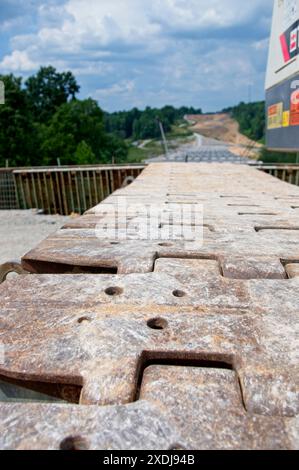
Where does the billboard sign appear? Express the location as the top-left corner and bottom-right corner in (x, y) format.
(266, 0), (299, 151)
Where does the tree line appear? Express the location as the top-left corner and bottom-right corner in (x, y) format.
(0, 66), (202, 168)
(105, 106), (202, 140)
(1, 66), (294, 167)
(223, 101), (265, 142)
(0, 67), (128, 167)
(224, 101), (297, 162)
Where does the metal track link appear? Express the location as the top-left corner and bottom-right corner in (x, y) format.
(0, 163), (298, 450)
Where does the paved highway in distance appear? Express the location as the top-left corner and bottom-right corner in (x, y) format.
(146, 133), (253, 164)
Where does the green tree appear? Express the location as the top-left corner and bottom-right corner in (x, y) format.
(75, 141), (97, 165)
(25, 66), (80, 123)
(228, 101), (265, 142)
(105, 105), (202, 140)
(40, 98), (126, 165)
(102, 134), (129, 163)
(0, 70), (129, 167)
(0, 74), (40, 166)
(259, 147), (297, 163)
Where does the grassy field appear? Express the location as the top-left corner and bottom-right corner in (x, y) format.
(127, 122), (195, 163)
(167, 121), (194, 139)
(127, 140), (165, 163)
(259, 148), (299, 164)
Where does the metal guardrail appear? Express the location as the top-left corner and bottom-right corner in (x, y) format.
(1, 163), (299, 214)
(254, 164), (299, 185)
(0, 169), (19, 210)
(12, 165), (145, 215)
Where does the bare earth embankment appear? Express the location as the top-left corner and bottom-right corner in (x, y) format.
(186, 113), (262, 158)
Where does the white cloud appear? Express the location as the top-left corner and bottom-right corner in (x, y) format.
(150, 0), (270, 29)
(64, 0), (161, 45)
(95, 80), (135, 97)
(0, 0), (274, 110)
(5, 0), (274, 60)
(0, 50), (36, 72)
(253, 38), (269, 51)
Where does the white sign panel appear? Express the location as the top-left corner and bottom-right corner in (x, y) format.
(266, 0), (299, 90)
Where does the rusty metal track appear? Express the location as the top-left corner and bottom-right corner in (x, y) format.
(0, 163), (299, 450)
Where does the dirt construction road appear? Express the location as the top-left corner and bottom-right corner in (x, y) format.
(186, 113), (262, 158)
(186, 113), (258, 146)
(146, 113), (262, 163)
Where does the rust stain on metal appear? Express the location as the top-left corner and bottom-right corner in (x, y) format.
(0, 163), (299, 449)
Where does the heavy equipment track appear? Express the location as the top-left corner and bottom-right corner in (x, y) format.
(0, 163), (298, 449)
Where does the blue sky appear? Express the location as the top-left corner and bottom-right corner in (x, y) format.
(0, 0), (274, 112)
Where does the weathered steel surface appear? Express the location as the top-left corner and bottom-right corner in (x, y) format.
(0, 163), (299, 449)
(0, 261), (28, 284)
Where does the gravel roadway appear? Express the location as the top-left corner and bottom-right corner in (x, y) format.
(0, 210), (70, 265)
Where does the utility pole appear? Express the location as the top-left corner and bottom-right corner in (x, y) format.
(157, 119), (169, 156)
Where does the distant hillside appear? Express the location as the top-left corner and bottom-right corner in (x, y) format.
(186, 112), (261, 147)
(105, 105), (202, 140)
(222, 101), (265, 142)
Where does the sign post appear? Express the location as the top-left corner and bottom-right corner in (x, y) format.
(0, 80), (4, 105)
